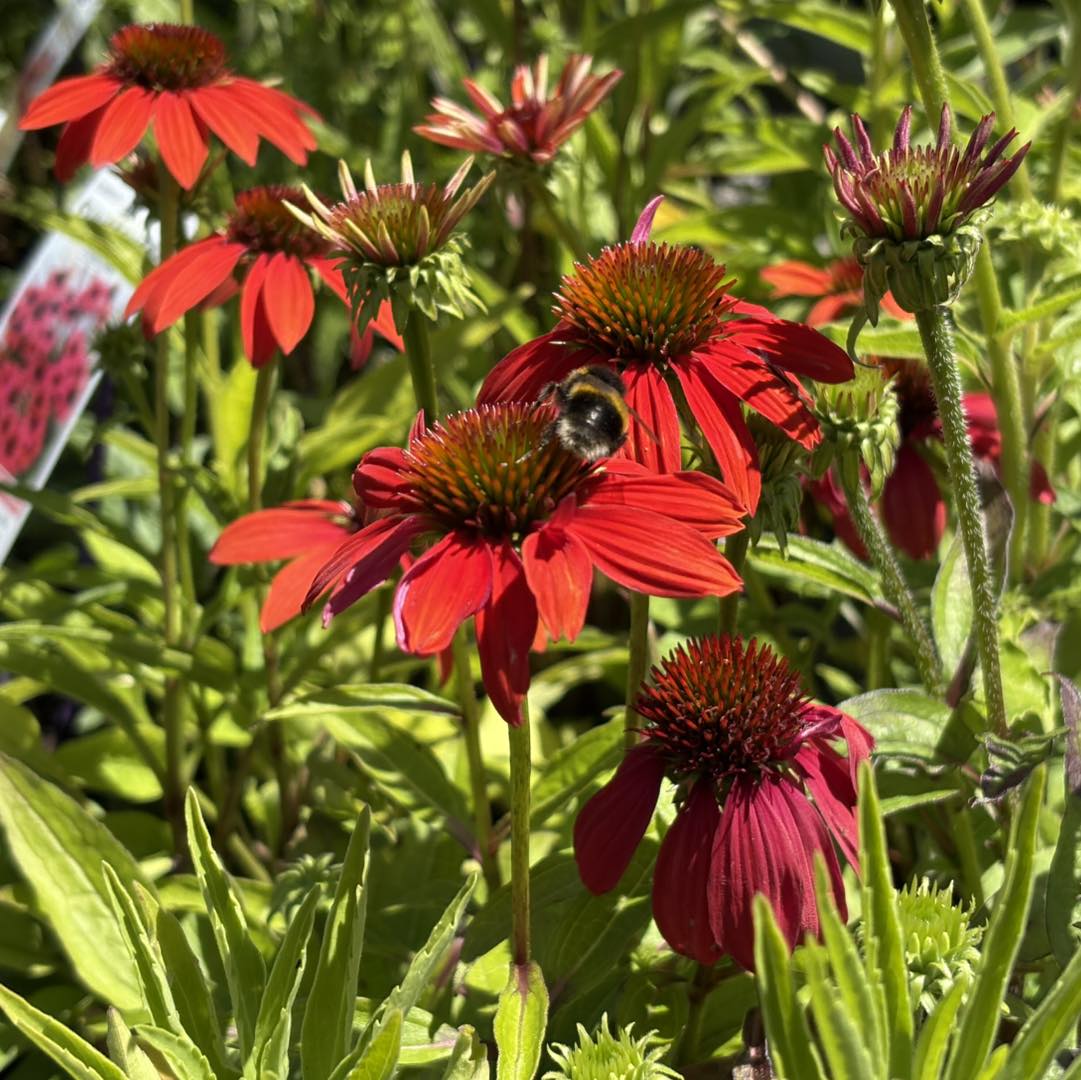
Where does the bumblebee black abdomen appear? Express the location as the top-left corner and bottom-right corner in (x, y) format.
(549, 367), (630, 461)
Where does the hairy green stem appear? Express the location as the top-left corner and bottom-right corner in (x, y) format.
(402, 314), (439, 424)
(452, 629), (500, 891)
(838, 468), (942, 692)
(915, 307), (1006, 735)
(718, 531), (750, 637)
(888, 0), (950, 118)
(624, 592), (651, 749)
(155, 172), (186, 856)
(509, 714), (532, 966)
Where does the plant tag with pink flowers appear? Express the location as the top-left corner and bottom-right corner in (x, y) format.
(0, 169), (148, 563)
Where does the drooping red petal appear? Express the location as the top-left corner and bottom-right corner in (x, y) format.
(189, 85), (260, 164)
(795, 742), (860, 867)
(303, 515), (421, 611)
(652, 780), (724, 965)
(573, 743), (666, 894)
(474, 541), (537, 726)
(760, 261), (834, 298)
(136, 239), (245, 333)
(695, 340), (821, 448)
(353, 447), (411, 509)
(89, 87), (156, 166)
(725, 302), (855, 383)
(309, 257), (349, 303)
(477, 331), (595, 405)
(54, 111), (104, 181)
(261, 542), (344, 632)
(709, 773), (821, 970)
(209, 502), (349, 564)
(19, 73), (122, 129)
(587, 461), (746, 539)
(567, 505), (741, 597)
(370, 299), (403, 350)
(672, 356), (761, 515)
(621, 363), (682, 473)
(240, 254), (272, 363)
(225, 79), (316, 163)
(261, 253), (314, 355)
(393, 532), (493, 654)
(153, 92), (209, 189)
(880, 444), (945, 560)
(806, 294), (853, 327)
(521, 509), (594, 642)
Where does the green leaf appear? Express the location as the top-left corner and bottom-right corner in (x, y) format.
(154, 906), (229, 1078)
(55, 728), (164, 803)
(106, 1009), (159, 1080)
(858, 762), (913, 1080)
(997, 282), (1081, 334)
(344, 1009), (402, 1080)
(530, 718), (623, 829)
(912, 979), (969, 1080)
(0, 753), (146, 1010)
(136, 1026), (215, 1080)
(101, 865), (181, 1033)
(753, 895), (825, 1080)
(802, 944), (880, 1080)
(751, 0), (870, 50)
(247, 886), (320, 1080)
(931, 535), (974, 678)
(943, 766), (1046, 1080)
(302, 810), (372, 1080)
(185, 789), (266, 1059)
(494, 962), (549, 1080)
(839, 690), (976, 762)
(749, 536), (882, 605)
(441, 1027), (489, 1080)
(996, 945), (1081, 1080)
(1048, 674), (1081, 969)
(0, 983), (126, 1080)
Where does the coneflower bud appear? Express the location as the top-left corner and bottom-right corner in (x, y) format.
(543, 1017), (678, 1080)
(744, 412), (806, 552)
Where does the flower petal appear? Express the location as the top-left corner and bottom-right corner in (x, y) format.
(261, 542), (343, 632)
(474, 541), (537, 726)
(135, 239), (245, 334)
(568, 505), (741, 598)
(807, 470), (868, 560)
(726, 302), (855, 382)
(54, 111), (104, 181)
(621, 363), (682, 473)
(189, 85), (260, 163)
(478, 331), (595, 405)
(521, 515), (594, 643)
(240, 254), (272, 363)
(393, 532), (493, 654)
(303, 515), (420, 611)
(573, 743), (666, 894)
(652, 780), (724, 964)
(630, 195), (664, 244)
(672, 356), (761, 515)
(796, 742), (860, 867)
(209, 501), (350, 564)
(760, 261), (834, 298)
(262, 253), (315, 355)
(90, 87), (156, 166)
(153, 92), (209, 190)
(695, 340), (821, 448)
(19, 73), (122, 129)
(880, 444), (945, 560)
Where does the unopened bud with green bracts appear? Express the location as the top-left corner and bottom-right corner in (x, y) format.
(543, 1016), (678, 1080)
(745, 412), (807, 552)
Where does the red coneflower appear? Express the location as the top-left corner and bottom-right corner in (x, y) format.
(123, 186), (400, 367)
(302, 403), (746, 726)
(810, 359), (1054, 561)
(415, 54), (621, 166)
(478, 198), (854, 515)
(18, 23), (318, 189)
(574, 635), (873, 970)
(761, 256), (908, 327)
(209, 499), (358, 632)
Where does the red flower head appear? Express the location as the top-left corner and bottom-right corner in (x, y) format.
(811, 359), (1054, 561)
(123, 186), (401, 367)
(824, 104), (1030, 243)
(18, 23), (318, 189)
(302, 403), (747, 725)
(574, 635), (873, 970)
(479, 198), (854, 515)
(209, 499), (360, 632)
(761, 256), (908, 327)
(415, 54), (622, 166)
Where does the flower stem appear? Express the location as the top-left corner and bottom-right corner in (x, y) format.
(888, 0), (950, 119)
(718, 530), (750, 637)
(401, 313), (439, 424)
(175, 310), (200, 631)
(675, 963), (716, 1067)
(837, 467), (942, 692)
(452, 628), (500, 892)
(526, 174), (589, 262)
(248, 364), (276, 511)
(624, 592), (651, 750)
(915, 307), (1007, 735)
(155, 170), (186, 856)
(508, 712), (532, 966)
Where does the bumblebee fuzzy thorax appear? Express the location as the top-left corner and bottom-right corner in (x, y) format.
(550, 366), (630, 461)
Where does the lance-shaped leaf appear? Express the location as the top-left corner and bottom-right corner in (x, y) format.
(912, 978), (969, 1080)
(343, 1009), (403, 1080)
(494, 962), (548, 1080)
(802, 943), (879, 1080)
(441, 1027), (489, 1080)
(137, 1026), (216, 1080)
(106, 1009), (159, 1080)
(1047, 675), (1081, 970)
(185, 789), (266, 1059)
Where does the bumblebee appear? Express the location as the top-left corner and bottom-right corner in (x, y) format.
(539, 365), (631, 461)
